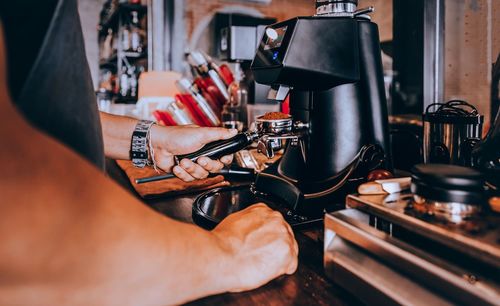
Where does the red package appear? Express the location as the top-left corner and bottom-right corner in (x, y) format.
(194, 77), (226, 111)
(176, 94), (214, 127)
(219, 64), (235, 85)
(153, 110), (177, 126)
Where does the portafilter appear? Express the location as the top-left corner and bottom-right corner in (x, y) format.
(135, 113), (305, 184)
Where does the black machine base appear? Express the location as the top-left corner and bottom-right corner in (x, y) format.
(193, 185), (323, 230)
(193, 144), (388, 229)
(253, 144), (388, 216)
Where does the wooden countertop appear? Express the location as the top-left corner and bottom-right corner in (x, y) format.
(106, 160), (361, 305)
(147, 193), (360, 306)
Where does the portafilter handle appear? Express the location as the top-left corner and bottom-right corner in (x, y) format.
(174, 132), (259, 164)
(135, 132), (258, 184)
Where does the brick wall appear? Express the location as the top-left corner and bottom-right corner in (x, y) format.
(184, 0), (393, 41)
(80, 0), (498, 123)
(184, 0), (314, 38)
(445, 0), (500, 126)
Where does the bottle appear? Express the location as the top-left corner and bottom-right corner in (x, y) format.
(176, 78), (221, 127)
(102, 28), (114, 59)
(119, 66), (129, 97)
(188, 51), (229, 101)
(122, 25), (130, 52)
(130, 11), (142, 53)
(222, 63), (247, 131)
(128, 66), (138, 98)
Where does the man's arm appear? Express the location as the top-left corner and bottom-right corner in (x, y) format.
(0, 23), (297, 306)
(100, 112), (237, 181)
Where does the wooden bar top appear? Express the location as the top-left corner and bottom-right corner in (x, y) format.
(106, 160), (361, 305)
(147, 194), (361, 306)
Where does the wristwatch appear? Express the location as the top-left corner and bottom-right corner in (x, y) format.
(130, 120), (155, 168)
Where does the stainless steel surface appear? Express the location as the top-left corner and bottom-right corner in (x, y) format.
(255, 116), (293, 135)
(315, 0), (374, 19)
(413, 194), (482, 223)
(324, 209), (500, 305)
(423, 0), (445, 108)
(229, 26), (259, 61)
(324, 238), (453, 306)
(256, 136), (284, 159)
(253, 116), (309, 158)
(266, 85), (291, 101)
(353, 6), (374, 17)
(346, 193), (500, 269)
(316, 2), (357, 16)
(423, 119), (482, 164)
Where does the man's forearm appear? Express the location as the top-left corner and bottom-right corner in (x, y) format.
(0, 106), (237, 306)
(100, 112), (137, 160)
(0, 22), (297, 305)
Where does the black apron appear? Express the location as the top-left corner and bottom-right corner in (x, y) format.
(1, 0), (105, 170)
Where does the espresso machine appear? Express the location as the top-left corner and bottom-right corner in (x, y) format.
(322, 55), (500, 305)
(248, 0), (391, 216)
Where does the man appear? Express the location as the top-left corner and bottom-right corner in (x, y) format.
(0, 0), (298, 305)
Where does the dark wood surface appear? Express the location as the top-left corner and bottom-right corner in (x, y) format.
(148, 193), (360, 306)
(106, 160), (361, 305)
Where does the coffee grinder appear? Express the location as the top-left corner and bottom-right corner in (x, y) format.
(247, 0), (391, 216)
(180, 0), (393, 228)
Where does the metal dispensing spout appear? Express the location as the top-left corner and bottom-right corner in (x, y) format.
(316, 0), (358, 15)
(267, 85), (291, 102)
(315, 0), (374, 17)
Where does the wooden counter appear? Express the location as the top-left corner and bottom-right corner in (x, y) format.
(147, 193), (361, 306)
(106, 160), (361, 305)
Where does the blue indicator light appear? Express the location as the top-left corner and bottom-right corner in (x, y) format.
(272, 51), (279, 60)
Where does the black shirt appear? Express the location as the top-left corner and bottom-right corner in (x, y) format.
(0, 0), (105, 170)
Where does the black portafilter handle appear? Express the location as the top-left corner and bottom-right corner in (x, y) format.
(174, 132), (256, 164)
(135, 132), (258, 184)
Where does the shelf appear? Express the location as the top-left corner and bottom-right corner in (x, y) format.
(120, 3), (147, 13)
(98, 3), (147, 36)
(115, 95), (138, 104)
(99, 51), (147, 68)
(122, 51), (147, 59)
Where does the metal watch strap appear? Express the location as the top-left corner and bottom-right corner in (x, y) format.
(130, 120), (155, 168)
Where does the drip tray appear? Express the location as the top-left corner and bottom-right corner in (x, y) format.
(193, 184), (322, 230)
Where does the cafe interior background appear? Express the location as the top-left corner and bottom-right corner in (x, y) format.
(70, 0), (500, 303)
(78, 0), (499, 127)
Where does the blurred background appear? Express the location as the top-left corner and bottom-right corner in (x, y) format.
(78, 0), (499, 131)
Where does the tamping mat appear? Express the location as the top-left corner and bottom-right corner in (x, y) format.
(193, 185), (322, 230)
(116, 160), (229, 199)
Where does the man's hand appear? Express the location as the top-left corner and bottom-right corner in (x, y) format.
(150, 125), (238, 181)
(212, 203), (299, 292)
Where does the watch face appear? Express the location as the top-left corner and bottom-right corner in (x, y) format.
(131, 120), (154, 168)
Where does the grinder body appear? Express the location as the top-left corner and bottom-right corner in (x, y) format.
(251, 16), (391, 216)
